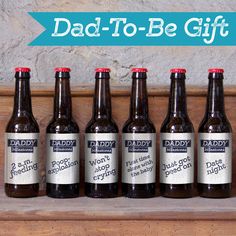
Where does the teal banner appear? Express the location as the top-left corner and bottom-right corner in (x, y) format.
(29, 12), (236, 46)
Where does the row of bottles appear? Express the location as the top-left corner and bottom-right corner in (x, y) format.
(4, 67), (232, 199)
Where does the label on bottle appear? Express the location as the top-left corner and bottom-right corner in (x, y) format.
(4, 133), (39, 185)
(85, 133), (118, 184)
(46, 133), (80, 184)
(122, 133), (156, 184)
(160, 133), (194, 184)
(198, 133), (232, 184)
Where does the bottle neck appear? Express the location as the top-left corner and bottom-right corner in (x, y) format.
(168, 74), (187, 116)
(54, 76), (72, 119)
(93, 72), (112, 119)
(206, 73), (225, 115)
(130, 73), (149, 120)
(13, 75), (32, 116)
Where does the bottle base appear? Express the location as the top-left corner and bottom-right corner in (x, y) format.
(46, 183), (80, 198)
(85, 183), (118, 198)
(160, 183), (194, 198)
(198, 183), (231, 198)
(5, 183), (39, 198)
(122, 183), (156, 198)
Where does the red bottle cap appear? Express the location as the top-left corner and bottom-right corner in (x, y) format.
(15, 67), (31, 72)
(95, 68), (111, 72)
(131, 68), (148, 73)
(208, 68), (224, 73)
(54, 67), (71, 72)
(170, 68), (186, 73)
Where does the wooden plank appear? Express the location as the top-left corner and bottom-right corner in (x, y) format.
(0, 84), (236, 96)
(1, 220), (236, 236)
(0, 191), (236, 221)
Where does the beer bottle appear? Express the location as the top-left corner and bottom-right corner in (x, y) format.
(85, 68), (118, 198)
(5, 67), (40, 198)
(160, 68), (194, 198)
(122, 68), (156, 198)
(198, 68), (232, 198)
(46, 68), (80, 198)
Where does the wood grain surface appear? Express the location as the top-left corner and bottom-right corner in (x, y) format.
(1, 220), (236, 236)
(0, 191), (236, 220)
(0, 83), (235, 96)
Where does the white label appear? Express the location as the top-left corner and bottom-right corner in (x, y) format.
(85, 133), (118, 184)
(4, 133), (39, 184)
(160, 133), (194, 184)
(46, 133), (80, 184)
(198, 133), (232, 184)
(122, 133), (156, 184)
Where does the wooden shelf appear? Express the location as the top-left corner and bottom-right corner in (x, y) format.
(0, 83), (236, 97)
(1, 190), (236, 221)
(1, 85), (236, 234)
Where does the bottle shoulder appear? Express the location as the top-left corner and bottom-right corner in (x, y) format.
(6, 115), (39, 133)
(46, 117), (79, 133)
(122, 118), (156, 133)
(160, 115), (194, 133)
(85, 118), (118, 133)
(198, 114), (232, 133)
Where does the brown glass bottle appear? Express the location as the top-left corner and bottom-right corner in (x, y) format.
(122, 68), (156, 198)
(198, 68), (232, 198)
(160, 68), (194, 198)
(85, 68), (118, 198)
(46, 68), (79, 198)
(5, 67), (39, 198)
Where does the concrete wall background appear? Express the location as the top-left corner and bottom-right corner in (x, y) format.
(0, 0), (236, 86)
